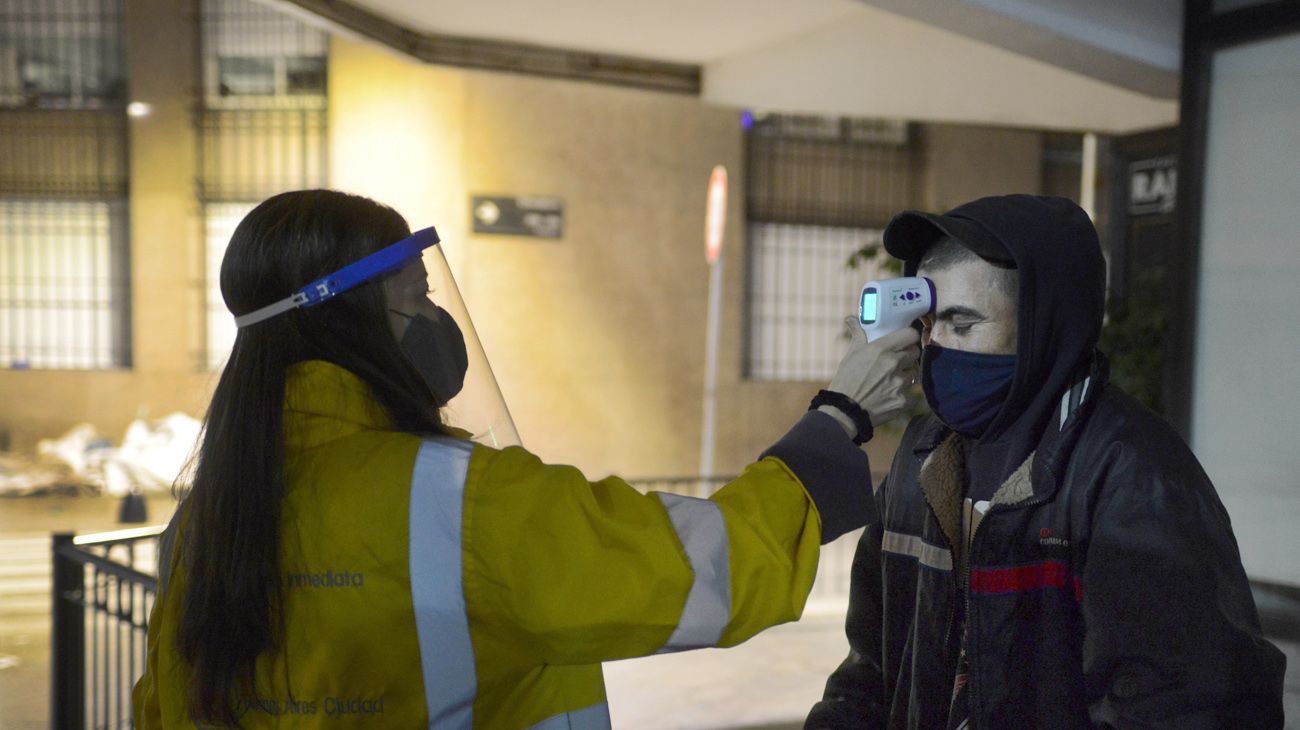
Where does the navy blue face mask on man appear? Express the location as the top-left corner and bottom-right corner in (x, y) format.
(921, 344), (1017, 437)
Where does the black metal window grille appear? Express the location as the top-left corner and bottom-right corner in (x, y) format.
(198, 0), (328, 369)
(0, 0), (130, 370)
(51, 527), (163, 729)
(0, 108), (128, 196)
(200, 0), (327, 112)
(0, 0), (126, 110)
(0, 198), (129, 368)
(202, 200), (254, 369)
(197, 108), (329, 202)
(747, 223), (891, 381)
(745, 114), (919, 381)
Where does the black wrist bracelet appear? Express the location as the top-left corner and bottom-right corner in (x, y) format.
(809, 389), (874, 445)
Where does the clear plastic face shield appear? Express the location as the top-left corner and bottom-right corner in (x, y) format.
(233, 227), (520, 448)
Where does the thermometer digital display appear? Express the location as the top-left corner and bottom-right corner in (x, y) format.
(858, 277), (935, 342)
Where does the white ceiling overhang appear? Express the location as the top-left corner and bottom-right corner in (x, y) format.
(274, 0), (1181, 133)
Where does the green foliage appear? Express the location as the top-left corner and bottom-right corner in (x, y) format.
(845, 242), (904, 276)
(1097, 264), (1169, 415)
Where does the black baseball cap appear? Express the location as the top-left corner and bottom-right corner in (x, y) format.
(882, 197), (1020, 275)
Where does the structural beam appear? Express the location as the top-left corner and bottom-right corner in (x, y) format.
(855, 0), (1180, 99)
(271, 0), (701, 94)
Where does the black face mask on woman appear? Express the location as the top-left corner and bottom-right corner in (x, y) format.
(392, 306), (468, 404)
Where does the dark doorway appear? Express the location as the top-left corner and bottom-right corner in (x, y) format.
(1100, 126), (1178, 417)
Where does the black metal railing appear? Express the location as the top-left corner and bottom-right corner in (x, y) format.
(51, 526), (164, 730)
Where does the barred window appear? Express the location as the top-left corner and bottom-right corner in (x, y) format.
(0, 0), (126, 110)
(197, 109), (328, 203)
(747, 224), (891, 381)
(198, 0), (328, 369)
(203, 202), (255, 369)
(745, 114), (919, 381)
(0, 0), (129, 370)
(0, 199), (129, 369)
(200, 0), (328, 111)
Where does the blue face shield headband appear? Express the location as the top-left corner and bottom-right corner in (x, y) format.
(233, 227), (441, 328)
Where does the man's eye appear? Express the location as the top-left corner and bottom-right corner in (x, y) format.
(952, 324), (973, 336)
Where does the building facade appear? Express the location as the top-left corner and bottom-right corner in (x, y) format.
(2, 0), (1093, 483)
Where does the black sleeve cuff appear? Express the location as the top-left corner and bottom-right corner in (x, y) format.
(760, 410), (876, 543)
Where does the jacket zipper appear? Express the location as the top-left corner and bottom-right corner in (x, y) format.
(965, 390), (1086, 726)
(965, 487), (1058, 729)
(965, 506), (982, 728)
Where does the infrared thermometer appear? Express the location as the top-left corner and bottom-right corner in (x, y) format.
(859, 277), (935, 342)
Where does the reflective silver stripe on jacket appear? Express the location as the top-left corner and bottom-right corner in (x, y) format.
(409, 438), (477, 728)
(524, 702), (612, 730)
(654, 492), (732, 653)
(1060, 375), (1094, 430)
(881, 529), (953, 572)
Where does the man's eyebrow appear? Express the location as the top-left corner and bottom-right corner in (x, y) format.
(935, 305), (984, 321)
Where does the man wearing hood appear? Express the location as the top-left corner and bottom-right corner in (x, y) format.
(805, 195), (1285, 728)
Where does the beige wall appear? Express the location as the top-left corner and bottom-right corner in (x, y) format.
(329, 37), (752, 478)
(0, 0), (213, 452)
(461, 71), (743, 477)
(919, 124), (1046, 212)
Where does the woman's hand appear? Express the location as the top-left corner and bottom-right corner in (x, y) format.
(820, 319), (921, 438)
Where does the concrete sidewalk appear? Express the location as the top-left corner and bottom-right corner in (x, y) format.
(5, 603), (1298, 729)
(605, 609), (846, 730)
(605, 609), (1300, 729)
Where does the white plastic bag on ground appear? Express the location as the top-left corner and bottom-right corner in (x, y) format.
(36, 423), (113, 479)
(28, 414), (202, 497)
(104, 413), (202, 496)
(0, 451), (98, 496)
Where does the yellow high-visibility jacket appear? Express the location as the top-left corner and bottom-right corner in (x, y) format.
(133, 361), (873, 729)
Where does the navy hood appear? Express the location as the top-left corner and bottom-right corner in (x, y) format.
(883, 195), (1106, 477)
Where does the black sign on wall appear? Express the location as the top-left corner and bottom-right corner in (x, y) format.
(471, 196), (564, 238)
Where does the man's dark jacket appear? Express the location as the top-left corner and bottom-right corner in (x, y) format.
(806, 196), (1286, 729)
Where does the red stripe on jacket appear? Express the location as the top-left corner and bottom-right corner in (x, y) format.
(970, 560), (1083, 601)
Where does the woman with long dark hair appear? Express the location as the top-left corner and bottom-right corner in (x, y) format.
(132, 189), (919, 729)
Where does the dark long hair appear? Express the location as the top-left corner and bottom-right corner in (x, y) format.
(176, 190), (445, 724)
